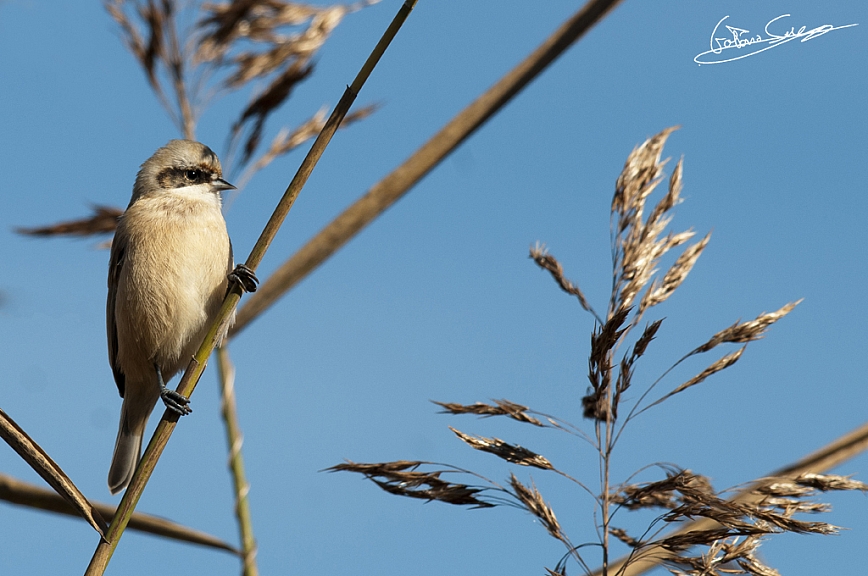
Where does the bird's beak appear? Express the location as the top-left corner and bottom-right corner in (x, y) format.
(211, 177), (236, 192)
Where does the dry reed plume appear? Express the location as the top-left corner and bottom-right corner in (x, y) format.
(332, 128), (865, 576)
(17, 0), (377, 240)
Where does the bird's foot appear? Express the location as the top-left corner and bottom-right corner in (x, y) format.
(229, 264), (259, 293)
(160, 385), (192, 416)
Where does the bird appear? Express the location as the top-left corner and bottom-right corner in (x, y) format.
(106, 139), (257, 494)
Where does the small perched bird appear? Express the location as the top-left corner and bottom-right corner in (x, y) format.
(106, 140), (257, 494)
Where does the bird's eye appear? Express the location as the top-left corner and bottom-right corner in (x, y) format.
(184, 169), (201, 182)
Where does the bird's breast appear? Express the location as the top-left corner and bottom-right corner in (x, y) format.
(115, 193), (231, 369)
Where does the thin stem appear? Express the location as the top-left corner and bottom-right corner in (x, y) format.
(0, 408), (107, 537)
(601, 355), (616, 576)
(216, 346), (258, 576)
(166, 11), (195, 140)
(0, 473), (239, 553)
(242, 0), (417, 275)
(82, 4), (417, 573)
(610, 349), (697, 449)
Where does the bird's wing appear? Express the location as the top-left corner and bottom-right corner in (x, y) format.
(107, 228), (126, 397)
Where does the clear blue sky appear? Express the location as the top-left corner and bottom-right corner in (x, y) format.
(1, 1), (866, 574)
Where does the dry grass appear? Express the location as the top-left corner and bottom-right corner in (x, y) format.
(450, 427), (554, 470)
(15, 206), (122, 238)
(327, 460), (495, 508)
(7, 1), (863, 574)
(331, 128), (865, 576)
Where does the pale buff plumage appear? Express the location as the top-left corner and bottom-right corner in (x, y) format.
(107, 140), (235, 494)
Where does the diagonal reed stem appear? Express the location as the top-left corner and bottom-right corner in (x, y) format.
(216, 346), (258, 575)
(228, 0), (627, 338)
(0, 408), (108, 537)
(83, 3), (418, 573)
(0, 472), (239, 554)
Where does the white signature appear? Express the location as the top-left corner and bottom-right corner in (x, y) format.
(694, 14), (857, 65)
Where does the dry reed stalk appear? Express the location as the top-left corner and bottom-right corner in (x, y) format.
(0, 473), (239, 554)
(216, 346), (258, 575)
(0, 408), (107, 537)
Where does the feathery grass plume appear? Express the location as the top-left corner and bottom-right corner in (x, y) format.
(449, 427), (554, 470)
(638, 231), (711, 315)
(643, 346), (746, 411)
(691, 301), (803, 355)
(631, 319), (663, 360)
(329, 126), (864, 576)
(530, 242), (602, 323)
(612, 469), (714, 512)
(606, 467), (856, 575)
(508, 473), (567, 544)
(583, 306), (629, 421)
(15, 206), (122, 238)
(609, 527), (641, 548)
(196, 0), (375, 166)
(433, 399), (546, 427)
(105, 0), (375, 171)
(788, 472), (868, 492)
(660, 534), (784, 576)
(610, 128), (697, 320)
(326, 460), (495, 508)
(602, 426), (868, 576)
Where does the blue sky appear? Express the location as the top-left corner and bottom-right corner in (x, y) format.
(1, 1), (866, 574)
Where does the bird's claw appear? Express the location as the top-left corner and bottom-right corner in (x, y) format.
(229, 264), (259, 293)
(160, 386), (192, 416)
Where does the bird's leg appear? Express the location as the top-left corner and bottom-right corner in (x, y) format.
(155, 363), (192, 416)
(228, 264), (259, 293)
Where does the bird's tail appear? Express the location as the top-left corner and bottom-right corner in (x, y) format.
(108, 394), (156, 495)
